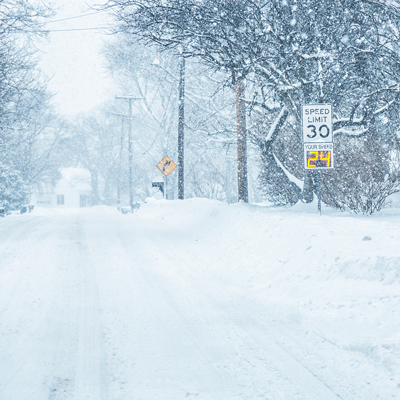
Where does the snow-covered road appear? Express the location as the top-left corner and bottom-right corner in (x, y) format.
(0, 200), (399, 399)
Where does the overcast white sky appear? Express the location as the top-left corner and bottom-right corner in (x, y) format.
(37, 1), (116, 118)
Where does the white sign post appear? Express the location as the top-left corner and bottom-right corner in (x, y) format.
(302, 104), (334, 214)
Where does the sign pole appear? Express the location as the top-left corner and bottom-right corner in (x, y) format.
(317, 170), (321, 215)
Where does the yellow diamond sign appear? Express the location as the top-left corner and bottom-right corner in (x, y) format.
(157, 155), (177, 176)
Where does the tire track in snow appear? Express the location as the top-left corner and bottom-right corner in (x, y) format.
(73, 215), (109, 400)
(218, 303), (343, 400)
(0, 213), (109, 400)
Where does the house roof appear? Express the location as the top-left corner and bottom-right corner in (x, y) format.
(61, 168), (92, 192)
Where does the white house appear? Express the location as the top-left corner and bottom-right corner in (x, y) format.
(33, 168), (92, 208)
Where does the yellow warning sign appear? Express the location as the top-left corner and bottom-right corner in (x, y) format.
(156, 155), (177, 176)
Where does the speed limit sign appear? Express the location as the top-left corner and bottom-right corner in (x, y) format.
(302, 105), (332, 143)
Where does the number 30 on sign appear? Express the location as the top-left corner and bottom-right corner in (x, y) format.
(304, 143), (334, 169)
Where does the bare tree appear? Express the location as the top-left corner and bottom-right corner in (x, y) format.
(0, 0), (56, 210)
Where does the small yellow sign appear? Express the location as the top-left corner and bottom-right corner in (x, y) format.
(157, 155), (177, 176)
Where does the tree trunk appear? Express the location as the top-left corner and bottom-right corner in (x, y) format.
(236, 74), (248, 203)
(178, 54), (185, 200)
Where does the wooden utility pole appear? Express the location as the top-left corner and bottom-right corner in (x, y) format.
(117, 117), (124, 208)
(115, 96), (143, 211)
(235, 74), (249, 203)
(178, 53), (185, 199)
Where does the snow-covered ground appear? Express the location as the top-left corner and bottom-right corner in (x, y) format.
(0, 199), (399, 399)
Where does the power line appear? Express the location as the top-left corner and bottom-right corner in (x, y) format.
(46, 26), (110, 32)
(45, 10), (108, 24)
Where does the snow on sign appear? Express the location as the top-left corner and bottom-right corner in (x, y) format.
(156, 155), (177, 176)
(302, 104), (332, 143)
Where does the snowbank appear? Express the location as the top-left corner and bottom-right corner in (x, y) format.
(133, 197), (400, 393)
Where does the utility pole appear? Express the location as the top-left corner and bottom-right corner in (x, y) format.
(110, 112), (126, 208)
(115, 96), (143, 211)
(178, 53), (185, 199)
(235, 73), (249, 203)
(117, 117), (124, 208)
